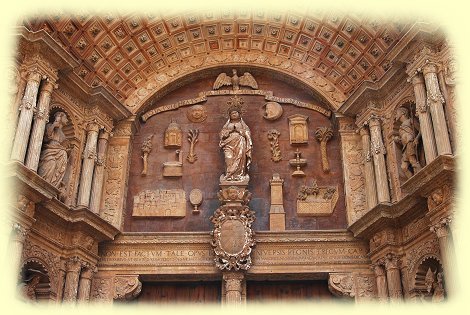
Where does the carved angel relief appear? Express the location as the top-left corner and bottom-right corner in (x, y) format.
(213, 69), (258, 90)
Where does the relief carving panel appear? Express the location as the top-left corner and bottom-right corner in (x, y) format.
(132, 189), (186, 217)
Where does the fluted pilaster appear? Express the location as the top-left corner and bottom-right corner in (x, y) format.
(422, 63), (452, 156)
(359, 126), (378, 209)
(10, 71), (41, 162)
(411, 74), (438, 164)
(77, 123), (100, 207)
(25, 80), (55, 171)
(368, 116), (390, 203)
(89, 130), (110, 214)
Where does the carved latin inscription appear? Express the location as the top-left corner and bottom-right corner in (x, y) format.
(132, 189), (186, 217)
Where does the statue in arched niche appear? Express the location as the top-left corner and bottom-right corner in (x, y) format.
(393, 106), (421, 179)
(38, 111), (69, 188)
(219, 96), (252, 182)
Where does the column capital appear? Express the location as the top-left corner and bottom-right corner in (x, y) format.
(66, 256), (83, 272)
(384, 253), (401, 270)
(25, 70), (42, 83)
(371, 263), (386, 276)
(80, 264), (97, 280)
(98, 130), (111, 141)
(223, 272), (244, 291)
(358, 125), (370, 136)
(11, 222), (29, 239)
(86, 121), (101, 133)
(430, 216), (452, 238)
(409, 73), (425, 86)
(422, 62), (439, 76)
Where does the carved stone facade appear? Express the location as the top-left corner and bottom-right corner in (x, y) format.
(7, 11), (459, 306)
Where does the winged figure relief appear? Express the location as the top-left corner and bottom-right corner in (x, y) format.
(213, 69), (258, 90)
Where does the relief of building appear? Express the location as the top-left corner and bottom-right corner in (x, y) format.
(4, 9), (459, 306)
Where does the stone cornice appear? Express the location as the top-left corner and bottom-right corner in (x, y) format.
(16, 26), (79, 71)
(348, 197), (427, 240)
(7, 160), (59, 203)
(400, 155), (455, 198)
(9, 161), (120, 242)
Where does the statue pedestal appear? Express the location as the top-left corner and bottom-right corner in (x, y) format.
(210, 176), (255, 271)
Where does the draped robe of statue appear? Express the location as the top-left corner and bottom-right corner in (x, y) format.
(219, 111), (252, 181)
(38, 112), (68, 187)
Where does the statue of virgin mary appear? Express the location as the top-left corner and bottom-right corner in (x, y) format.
(219, 100), (252, 182)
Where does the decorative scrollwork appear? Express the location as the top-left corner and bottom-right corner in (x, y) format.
(210, 205), (256, 271)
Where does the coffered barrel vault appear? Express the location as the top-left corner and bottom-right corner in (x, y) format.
(9, 10), (457, 305)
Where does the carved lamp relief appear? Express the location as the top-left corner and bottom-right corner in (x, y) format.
(140, 134), (153, 176)
(163, 150), (183, 177)
(314, 126), (333, 173)
(288, 114), (309, 145)
(164, 120), (182, 148)
(296, 179), (338, 216)
(132, 189), (186, 217)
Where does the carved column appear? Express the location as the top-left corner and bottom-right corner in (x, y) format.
(223, 272), (244, 305)
(372, 263), (389, 302)
(10, 70), (42, 162)
(10, 223), (28, 274)
(25, 80), (55, 171)
(430, 217), (454, 296)
(89, 130), (110, 214)
(62, 257), (82, 302)
(77, 123), (100, 208)
(56, 260), (67, 302)
(359, 126), (378, 210)
(411, 74), (438, 164)
(368, 116), (390, 203)
(269, 173), (285, 231)
(77, 265), (96, 302)
(422, 63), (452, 156)
(384, 254), (403, 300)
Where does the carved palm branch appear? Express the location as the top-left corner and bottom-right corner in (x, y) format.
(315, 127), (333, 173)
(187, 129), (199, 163)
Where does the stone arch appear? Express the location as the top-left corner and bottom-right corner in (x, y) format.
(21, 242), (61, 300)
(20, 258), (54, 301)
(49, 102), (78, 140)
(410, 255), (443, 296)
(126, 51), (346, 116)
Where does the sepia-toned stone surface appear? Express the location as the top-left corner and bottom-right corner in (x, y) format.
(10, 13), (458, 305)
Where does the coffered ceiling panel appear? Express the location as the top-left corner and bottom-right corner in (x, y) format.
(22, 10), (410, 104)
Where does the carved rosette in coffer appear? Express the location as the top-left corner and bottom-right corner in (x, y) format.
(210, 186), (256, 271)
